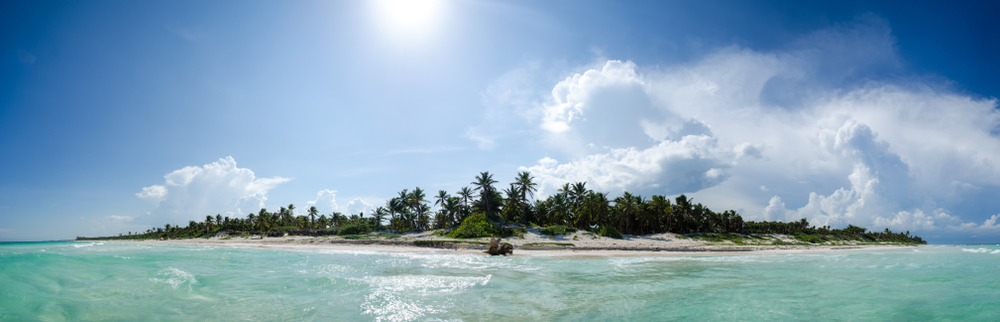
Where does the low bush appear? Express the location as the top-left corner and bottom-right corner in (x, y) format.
(338, 223), (373, 236)
(597, 226), (623, 239)
(540, 225), (577, 236)
(524, 242), (574, 246)
(794, 234), (826, 244)
(448, 213), (501, 238)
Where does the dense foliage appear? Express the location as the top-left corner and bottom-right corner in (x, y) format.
(447, 213), (502, 238)
(539, 225), (577, 236)
(78, 171), (925, 244)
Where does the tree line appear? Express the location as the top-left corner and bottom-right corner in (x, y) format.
(78, 171), (925, 244)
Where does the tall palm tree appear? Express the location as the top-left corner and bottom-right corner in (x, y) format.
(408, 187), (427, 230)
(308, 206), (319, 229)
(373, 206), (388, 229)
(205, 215), (214, 233)
(515, 171), (538, 204)
(502, 183), (521, 223)
(571, 182), (588, 205)
(513, 171), (537, 223)
(443, 196), (462, 226)
(457, 186), (473, 208)
(385, 198), (399, 230)
(257, 208), (270, 237)
(278, 207), (289, 226)
(317, 214), (329, 229)
(287, 204), (296, 226)
(434, 190), (449, 209)
(416, 204), (432, 230)
(472, 171), (498, 217)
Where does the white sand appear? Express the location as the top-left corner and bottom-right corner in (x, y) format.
(139, 228), (919, 258)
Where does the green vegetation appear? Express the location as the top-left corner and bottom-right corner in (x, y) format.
(540, 225), (577, 236)
(78, 171), (926, 245)
(338, 223), (374, 236)
(413, 240), (489, 246)
(596, 226), (623, 239)
(524, 242), (574, 246)
(683, 233), (758, 244)
(447, 213), (503, 238)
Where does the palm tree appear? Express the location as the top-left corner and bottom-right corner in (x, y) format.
(547, 193), (569, 225)
(373, 206), (388, 229)
(515, 171), (537, 203)
(416, 203), (432, 230)
(472, 171), (498, 217)
(257, 208), (270, 237)
(317, 214), (329, 229)
(278, 207), (288, 226)
(287, 204), (296, 225)
(443, 196), (462, 226)
(457, 186), (473, 208)
(511, 171), (537, 223)
(308, 206), (319, 229)
(408, 187), (426, 210)
(502, 183), (521, 223)
(434, 190), (449, 209)
(408, 187), (428, 230)
(205, 215), (214, 234)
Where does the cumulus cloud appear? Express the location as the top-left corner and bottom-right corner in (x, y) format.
(306, 189), (339, 213)
(522, 134), (732, 196)
(512, 16), (1000, 237)
(762, 196), (793, 221)
(346, 198), (373, 215)
(136, 157), (291, 226)
(136, 185), (167, 202)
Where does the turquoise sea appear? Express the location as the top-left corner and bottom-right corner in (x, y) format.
(1, 241), (998, 321)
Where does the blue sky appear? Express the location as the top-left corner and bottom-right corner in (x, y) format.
(2, 0), (998, 243)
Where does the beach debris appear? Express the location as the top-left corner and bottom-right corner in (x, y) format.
(487, 237), (513, 256)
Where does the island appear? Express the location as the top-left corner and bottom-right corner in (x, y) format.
(78, 171), (925, 255)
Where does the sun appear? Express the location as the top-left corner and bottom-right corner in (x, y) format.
(372, 0), (445, 39)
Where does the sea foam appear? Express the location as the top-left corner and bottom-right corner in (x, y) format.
(150, 267), (198, 290)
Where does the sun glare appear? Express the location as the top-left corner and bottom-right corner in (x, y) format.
(373, 0), (444, 39)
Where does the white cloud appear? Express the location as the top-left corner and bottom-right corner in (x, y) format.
(346, 198), (373, 215)
(105, 215), (135, 223)
(136, 185), (167, 202)
(762, 196), (793, 221)
(522, 134), (732, 196)
(542, 60), (646, 133)
(984, 214), (1000, 229)
(136, 157), (290, 226)
(306, 189), (339, 213)
(513, 16), (1000, 237)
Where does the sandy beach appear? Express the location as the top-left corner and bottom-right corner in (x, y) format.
(138, 228), (919, 258)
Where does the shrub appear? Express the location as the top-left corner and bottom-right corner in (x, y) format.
(540, 225), (577, 236)
(448, 213), (500, 238)
(338, 223), (373, 236)
(597, 226), (623, 239)
(794, 234), (826, 244)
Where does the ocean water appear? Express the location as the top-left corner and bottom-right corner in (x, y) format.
(1, 242), (998, 321)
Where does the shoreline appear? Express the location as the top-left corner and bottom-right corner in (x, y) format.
(124, 231), (921, 258)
